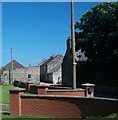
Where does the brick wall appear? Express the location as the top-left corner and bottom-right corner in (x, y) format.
(47, 90), (85, 96)
(20, 95), (117, 118)
(10, 89), (25, 115)
(36, 85), (85, 97)
(10, 89), (118, 118)
(21, 95), (81, 118)
(37, 86), (48, 95)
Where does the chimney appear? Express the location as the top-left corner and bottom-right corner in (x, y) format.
(50, 54), (56, 59)
(29, 64), (31, 67)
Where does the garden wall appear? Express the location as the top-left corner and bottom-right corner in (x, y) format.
(10, 88), (118, 118)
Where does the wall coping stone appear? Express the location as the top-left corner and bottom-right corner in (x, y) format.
(82, 83), (95, 87)
(10, 87), (26, 92)
(48, 86), (72, 89)
(37, 85), (49, 88)
(27, 82), (34, 84)
(47, 88), (85, 92)
(21, 94), (118, 101)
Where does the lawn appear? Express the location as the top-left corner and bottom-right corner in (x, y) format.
(0, 114), (64, 120)
(1, 85), (15, 104)
(0, 114), (118, 120)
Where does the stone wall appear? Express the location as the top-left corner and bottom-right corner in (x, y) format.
(1, 70), (10, 84)
(52, 67), (62, 84)
(1, 66), (40, 84)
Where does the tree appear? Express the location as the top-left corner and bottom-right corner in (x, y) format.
(75, 2), (118, 63)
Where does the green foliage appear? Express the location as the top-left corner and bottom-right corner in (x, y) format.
(75, 2), (118, 84)
(77, 61), (117, 86)
(75, 2), (118, 62)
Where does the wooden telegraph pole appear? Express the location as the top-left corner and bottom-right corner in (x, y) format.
(71, 0), (77, 89)
(10, 48), (13, 84)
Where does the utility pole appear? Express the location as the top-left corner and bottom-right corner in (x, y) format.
(10, 48), (13, 84)
(71, 0), (77, 89)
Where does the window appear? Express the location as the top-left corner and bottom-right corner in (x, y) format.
(28, 74), (31, 79)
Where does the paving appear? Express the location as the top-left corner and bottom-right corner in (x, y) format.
(0, 104), (10, 114)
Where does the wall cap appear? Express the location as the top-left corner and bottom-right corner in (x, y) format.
(48, 86), (72, 89)
(10, 87), (26, 92)
(47, 88), (85, 92)
(37, 85), (48, 88)
(21, 94), (118, 101)
(81, 83), (95, 87)
(27, 82), (34, 84)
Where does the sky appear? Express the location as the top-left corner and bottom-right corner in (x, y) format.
(2, 2), (101, 67)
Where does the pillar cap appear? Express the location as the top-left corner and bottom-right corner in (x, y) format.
(37, 85), (48, 88)
(10, 87), (26, 92)
(27, 82), (34, 84)
(81, 83), (95, 87)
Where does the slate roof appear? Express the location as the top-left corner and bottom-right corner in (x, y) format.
(48, 54), (63, 65)
(38, 59), (51, 66)
(40, 54), (63, 66)
(41, 58), (53, 66)
(4, 60), (24, 70)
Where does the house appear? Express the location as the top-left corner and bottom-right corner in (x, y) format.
(4, 59), (24, 70)
(1, 55), (63, 85)
(62, 37), (73, 87)
(1, 60), (24, 84)
(62, 37), (87, 87)
(1, 61), (41, 84)
(13, 65), (40, 84)
(40, 54), (63, 84)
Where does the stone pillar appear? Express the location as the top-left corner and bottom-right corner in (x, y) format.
(37, 85), (48, 95)
(10, 87), (25, 116)
(81, 83), (95, 97)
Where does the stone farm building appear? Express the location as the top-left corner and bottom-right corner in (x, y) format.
(1, 60), (25, 84)
(1, 54), (63, 84)
(40, 54), (63, 84)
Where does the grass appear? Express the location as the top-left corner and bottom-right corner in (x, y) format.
(0, 114), (118, 120)
(1, 84), (31, 104)
(0, 114), (64, 120)
(1, 85), (15, 104)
